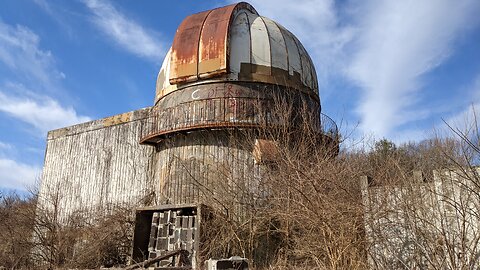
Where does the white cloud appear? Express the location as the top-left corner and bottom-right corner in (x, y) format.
(0, 8), (86, 193)
(0, 89), (91, 135)
(32, 0), (53, 15)
(226, 0), (480, 142)
(347, 0), (480, 139)
(83, 0), (165, 63)
(0, 158), (41, 191)
(444, 75), (480, 134)
(0, 20), (64, 91)
(0, 20), (91, 134)
(0, 142), (12, 150)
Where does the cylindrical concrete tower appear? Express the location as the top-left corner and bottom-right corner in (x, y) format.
(140, 2), (338, 212)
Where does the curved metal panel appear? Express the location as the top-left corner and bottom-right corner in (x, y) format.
(250, 15), (271, 75)
(293, 35), (313, 92)
(262, 17), (288, 71)
(229, 11), (251, 77)
(305, 50), (318, 92)
(198, 4), (237, 78)
(169, 10), (211, 84)
(277, 24), (302, 78)
(156, 48), (171, 102)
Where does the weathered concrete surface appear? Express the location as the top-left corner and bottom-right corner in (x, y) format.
(39, 108), (156, 222)
(153, 130), (263, 218)
(361, 169), (480, 269)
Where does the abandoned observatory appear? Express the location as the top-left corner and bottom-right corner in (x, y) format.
(38, 2), (339, 268)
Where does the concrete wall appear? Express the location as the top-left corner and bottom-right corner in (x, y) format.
(153, 130), (263, 219)
(361, 169), (480, 269)
(38, 106), (269, 224)
(38, 108), (156, 223)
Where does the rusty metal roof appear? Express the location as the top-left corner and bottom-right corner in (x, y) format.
(155, 2), (319, 104)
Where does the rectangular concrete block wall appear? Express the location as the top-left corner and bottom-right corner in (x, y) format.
(38, 108), (156, 223)
(361, 169), (480, 269)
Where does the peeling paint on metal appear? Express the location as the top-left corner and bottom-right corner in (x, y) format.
(159, 2), (319, 101)
(277, 24), (302, 78)
(262, 17), (288, 72)
(170, 10), (211, 84)
(198, 4), (235, 77)
(229, 11), (251, 77)
(250, 15), (271, 75)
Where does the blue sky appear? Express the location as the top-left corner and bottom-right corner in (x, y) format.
(0, 0), (479, 192)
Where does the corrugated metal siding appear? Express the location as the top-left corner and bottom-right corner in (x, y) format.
(38, 109), (156, 223)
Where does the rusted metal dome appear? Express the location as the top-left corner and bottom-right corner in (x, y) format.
(141, 2), (338, 153)
(154, 2), (318, 104)
(138, 2), (339, 207)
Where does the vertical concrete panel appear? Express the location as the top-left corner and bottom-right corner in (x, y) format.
(154, 131), (260, 215)
(38, 109), (155, 223)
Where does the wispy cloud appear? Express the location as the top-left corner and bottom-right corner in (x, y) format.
(236, 0), (355, 89)
(0, 20), (90, 135)
(83, 0), (165, 63)
(0, 158), (41, 191)
(0, 19), (90, 191)
(32, 0), (54, 15)
(347, 0), (480, 138)
(0, 141), (12, 150)
(444, 74), (480, 133)
(0, 20), (64, 91)
(0, 85), (90, 135)
(32, 0), (76, 37)
(0, 140), (39, 192)
(232, 0), (480, 141)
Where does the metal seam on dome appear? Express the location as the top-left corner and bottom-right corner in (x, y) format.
(268, 18), (290, 90)
(258, 16), (272, 77)
(196, 10), (213, 81)
(277, 25), (293, 75)
(298, 37), (317, 93)
(228, 10), (250, 76)
(170, 10), (211, 83)
(226, 3), (258, 76)
(245, 11), (253, 71)
(289, 29), (305, 89)
(250, 14), (271, 75)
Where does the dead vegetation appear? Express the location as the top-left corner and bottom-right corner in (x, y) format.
(1, 97), (479, 269)
(0, 189), (136, 269)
